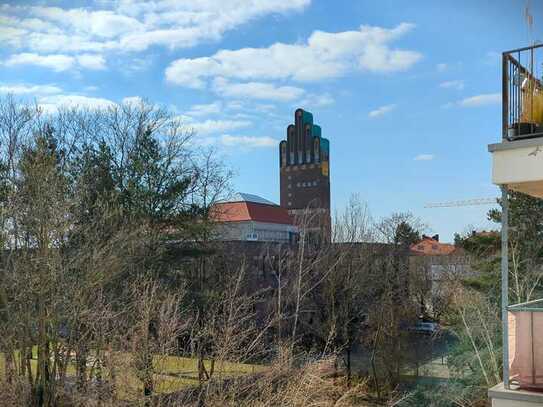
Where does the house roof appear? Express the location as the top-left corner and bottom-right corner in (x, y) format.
(471, 230), (499, 238)
(211, 193), (293, 225)
(410, 237), (457, 256)
(224, 192), (278, 206)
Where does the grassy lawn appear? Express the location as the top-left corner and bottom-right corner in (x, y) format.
(122, 354), (265, 398)
(0, 350), (264, 399)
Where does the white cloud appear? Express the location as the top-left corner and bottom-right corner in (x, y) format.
(298, 93), (335, 108)
(38, 94), (116, 113)
(25, 7), (144, 39)
(220, 134), (277, 148)
(84, 85), (99, 92)
(5, 53), (75, 71)
(213, 79), (305, 101)
(0, 1), (310, 54)
(76, 54), (106, 70)
(414, 154), (434, 161)
(436, 63), (448, 72)
(458, 93), (500, 107)
(215, 100), (279, 116)
(187, 119), (252, 136)
(25, 33), (117, 53)
(368, 104), (396, 118)
(0, 25), (27, 48)
(122, 96), (144, 105)
(0, 15), (62, 34)
(187, 101), (223, 117)
(253, 104), (276, 112)
(225, 100), (244, 110)
(165, 23), (421, 88)
(4, 52), (106, 71)
(0, 83), (62, 95)
(121, 0), (310, 51)
(439, 80), (464, 90)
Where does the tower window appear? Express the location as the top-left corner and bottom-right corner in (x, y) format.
(281, 143), (287, 168)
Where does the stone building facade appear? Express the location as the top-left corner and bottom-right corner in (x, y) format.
(279, 108), (331, 242)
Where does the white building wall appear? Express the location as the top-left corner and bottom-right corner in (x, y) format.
(213, 221), (298, 243)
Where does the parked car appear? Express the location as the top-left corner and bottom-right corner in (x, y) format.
(407, 321), (439, 335)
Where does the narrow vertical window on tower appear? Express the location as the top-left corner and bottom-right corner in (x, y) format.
(288, 126), (295, 165)
(306, 126), (312, 163)
(314, 138), (320, 163)
(281, 142), (287, 168)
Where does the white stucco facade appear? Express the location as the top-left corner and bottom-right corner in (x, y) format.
(490, 138), (543, 198)
(213, 220), (298, 243)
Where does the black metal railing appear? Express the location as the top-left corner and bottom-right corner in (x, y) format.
(503, 44), (543, 141)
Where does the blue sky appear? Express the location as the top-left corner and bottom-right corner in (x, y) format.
(1, 0), (542, 241)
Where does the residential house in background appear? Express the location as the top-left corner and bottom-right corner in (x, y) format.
(409, 235), (468, 317)
(410, 234), (456, 256)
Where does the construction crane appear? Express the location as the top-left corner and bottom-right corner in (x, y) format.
(424, 198), (498, 208)
(525, 1), (535, 46)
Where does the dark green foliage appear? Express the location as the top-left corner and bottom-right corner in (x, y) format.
(489, 193), (543, 302)
(447, 334), (502, 386)
(394, 221), (420, 247)
(72, 142), (117, 218)
(398, 382), (486, 407)
(456, 191), (543, 302)
(121, 127), (191, 225)
(455, 231), (501, 299)
(488, 191), (543, 265)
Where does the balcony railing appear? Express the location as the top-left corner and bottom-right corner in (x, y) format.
(503, 44), (543, 141)
(508, 298), (543, 390)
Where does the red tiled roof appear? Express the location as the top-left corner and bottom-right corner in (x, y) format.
(410, 237), (457, 256)
(211, 201), (294, 225)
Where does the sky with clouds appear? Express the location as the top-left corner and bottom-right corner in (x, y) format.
(1, 0), (542, 241)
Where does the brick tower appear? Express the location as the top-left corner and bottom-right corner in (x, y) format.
(279, 108), (331, 242)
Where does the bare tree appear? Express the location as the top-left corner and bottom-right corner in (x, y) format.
(0, 97), (233, 406)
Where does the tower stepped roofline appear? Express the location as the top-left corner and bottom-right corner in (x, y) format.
(279, 108), (331, 242)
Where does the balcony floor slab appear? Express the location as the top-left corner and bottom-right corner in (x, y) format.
(489, 383), (543, 406)
(489, 138), (543, 198)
